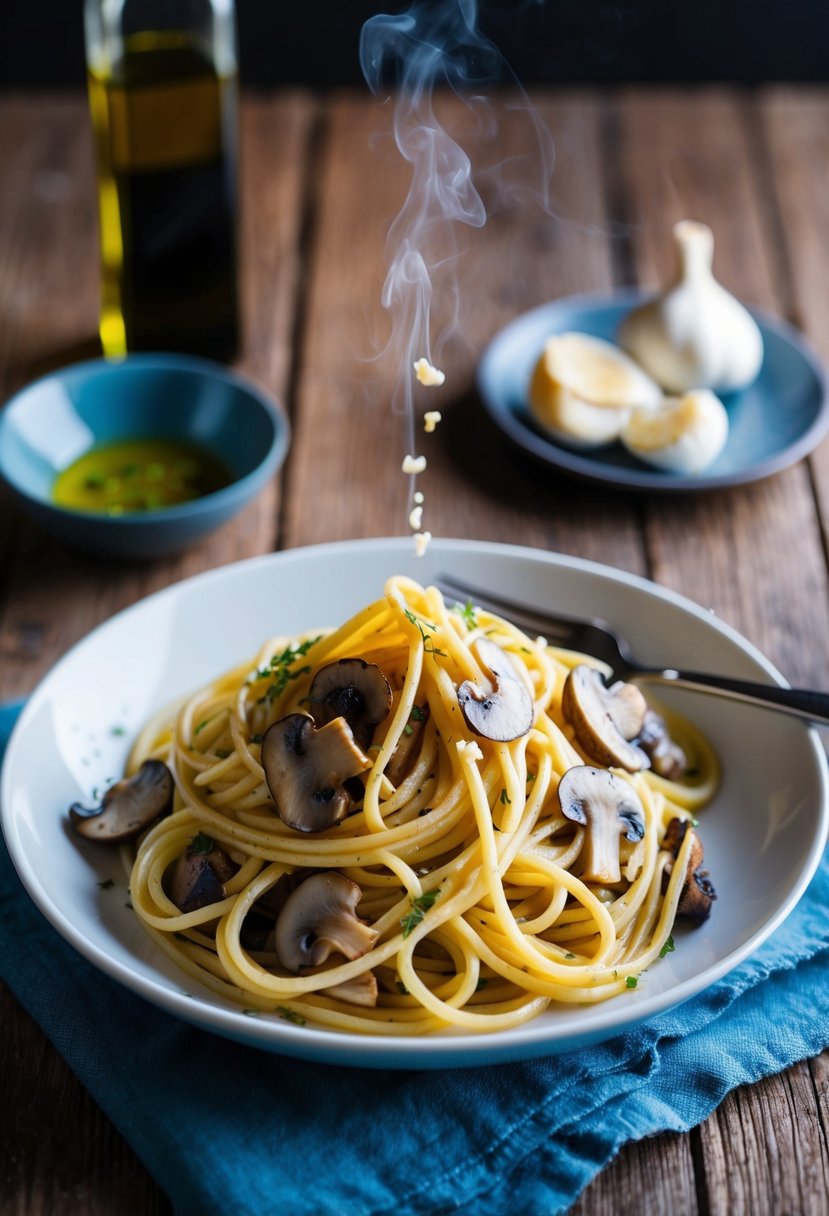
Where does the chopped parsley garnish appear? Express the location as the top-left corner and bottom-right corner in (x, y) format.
(400, 888), (441, 938)
(659, 935), (676, 959)
(475, 977), (488, 992)
(255, 637), (321, 705)
(564, 952), (576, 960)
(97, 878), (115, 890)
(410, 704), (427, 722)
(499, 788), (511, 806)
(453, 599), (478, 629)
(403, 724), (414, 737)
(251, 733), (263, 744)
(403, 608), (447, 656)
(190, 832), (215, 855)
(625, 976), (639, 989)
(214, 748), (231, 759)
(193, 716), (214, 736)
(396, 981), (409, 995)
(277, 1005), (306, 1026)
(110, 725), (126, 737)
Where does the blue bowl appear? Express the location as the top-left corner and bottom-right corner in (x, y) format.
(0, 354), (290, 558)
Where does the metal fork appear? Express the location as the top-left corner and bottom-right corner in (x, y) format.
(434, 573), (829, 728)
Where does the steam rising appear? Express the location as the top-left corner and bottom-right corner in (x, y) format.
(360, 0), (554, 518)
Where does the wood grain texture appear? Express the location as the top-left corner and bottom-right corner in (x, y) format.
(1, 88), (828, 1216)
(285, 91), (646, 571)
(616, 89), (829, 689)
(0, 93), (313, 703)
(570, 1131), (699, 1216)
(759, 88), (829, 583)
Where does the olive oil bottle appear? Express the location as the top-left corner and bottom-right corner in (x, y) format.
(85, 1), (239, 359)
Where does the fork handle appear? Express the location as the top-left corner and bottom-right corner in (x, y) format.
(638, 668), (829, 727)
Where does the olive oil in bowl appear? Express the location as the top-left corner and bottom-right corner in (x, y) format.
(87, 28), (239, 359)
(53, 438), (233, 515)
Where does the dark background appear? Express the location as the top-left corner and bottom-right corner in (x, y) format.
(1, 0), (828, 89)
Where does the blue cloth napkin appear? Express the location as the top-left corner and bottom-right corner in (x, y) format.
(1, 697), (828, 1216)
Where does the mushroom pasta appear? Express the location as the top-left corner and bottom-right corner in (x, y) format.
(86, 576), (718, 1035)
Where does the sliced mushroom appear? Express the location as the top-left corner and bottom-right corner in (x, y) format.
(274, 871), (378, 973)
(69, 760), (173, 843)
(321, 971), (379, 1007)
(261, 713), (372, 833)
(308, 658), (392, 748)
(457, 638), (534, 742)
(562, 665), (649, 772)
(167, 834), (238, 914)
(636, 709), (688, 781)
(385, 700), (430, 786)
(557, 764), (646, 885)
(662, 817), (716, 925)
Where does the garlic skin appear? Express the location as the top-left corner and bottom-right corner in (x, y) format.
(618, 221), (764, 394)
(621, 389), (729, 474)
(529, 332), (661, 449)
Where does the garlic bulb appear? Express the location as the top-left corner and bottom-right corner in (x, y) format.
(618, 221), (763, 394)
(529, 332), (661, 448)
(621, 389), (729, 474)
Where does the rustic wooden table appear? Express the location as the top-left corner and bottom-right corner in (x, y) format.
(2, 87), (829, 1214)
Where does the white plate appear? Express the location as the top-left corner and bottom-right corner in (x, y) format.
(2, 538), (827, 1068)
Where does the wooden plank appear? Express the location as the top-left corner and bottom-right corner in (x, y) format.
(616, 87), (829, 687)
(0, 91), (315, 1216)
(0, 987), (171, 1216)
(759, 88), (829, 629)
(284, 91), (646, 574)
(0, 93), (315, 704)
(616, 87), (829, 1210)
(571, 1131), (698, 1216)
(699, 1062), (829, 1215)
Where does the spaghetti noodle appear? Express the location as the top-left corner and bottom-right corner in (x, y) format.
(126, 575), (718, 1035)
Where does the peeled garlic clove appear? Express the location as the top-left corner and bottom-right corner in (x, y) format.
(618, 221), (764, 394)
(621, 389), (729, 474)
(532, 332), (662, 410)
(529, 332), (661, 448)
(530, 384), (630, 449)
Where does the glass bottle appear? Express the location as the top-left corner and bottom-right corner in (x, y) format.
(84, 0), (240, 360)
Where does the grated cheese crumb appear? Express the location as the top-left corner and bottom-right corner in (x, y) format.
(414, 490), (424, 504)
(413, 358), (446, 387)
(408, 504), (423, 530)
(402, 453), (427, 475)
(413, 530), (432, 557)
(423, 410), (442, 433)
(456, 739), (482, 761)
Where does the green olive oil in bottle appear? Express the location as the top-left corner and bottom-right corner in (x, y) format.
(85, 0), (239, 359)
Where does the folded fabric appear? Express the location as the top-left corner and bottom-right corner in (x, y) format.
(1, 700), (828, 1216)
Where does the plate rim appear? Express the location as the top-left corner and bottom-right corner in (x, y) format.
(2, 535), (828, 1067)
(477, 288), (829, 493)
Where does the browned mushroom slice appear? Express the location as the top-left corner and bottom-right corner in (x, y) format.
(636, 709), (688, 781)
(385, 701), (430, 785)
(557, 765), (646, 885)
(274, 871), (378, 973)
(457, 638), (534, 742)
(167, 833), (238, 913)
(69, 760), (173, 843)
(261, 713), (372, 833)
(321, 971), (379, 1007)
(308, 658), (392, 748)
(562, 665), (650, 772)
(662, 817), (716, 925)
